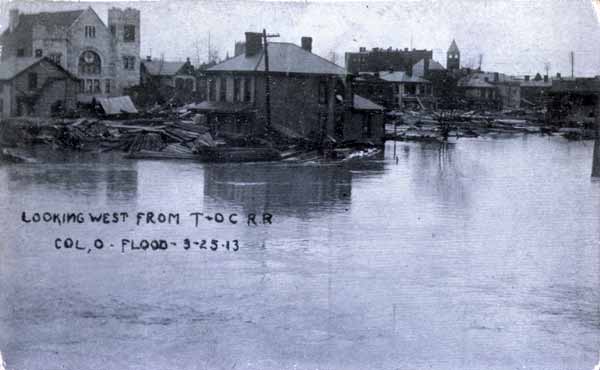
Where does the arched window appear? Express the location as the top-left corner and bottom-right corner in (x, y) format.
(79, 51), (101, 75)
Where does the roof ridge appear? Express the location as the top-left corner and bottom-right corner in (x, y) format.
(278, 43), (346, 74)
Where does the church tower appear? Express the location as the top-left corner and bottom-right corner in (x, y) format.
(447, 39), (460, 71)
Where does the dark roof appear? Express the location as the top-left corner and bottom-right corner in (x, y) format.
(429, 60), (445, 71)
(2, 9), (84, 37)
(0, 57), (78, 80)
(208, 42), (347, 76)
(142, 60), (188, 76)
(549, 78), (600, 94)
(448, 39), (460, 54)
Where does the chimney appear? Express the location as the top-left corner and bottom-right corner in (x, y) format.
(404, 48), (409, 52)
(524, 75), (530, 81)
(424, 58), (430, 74)
(9, 9), (19, 32)
(359, 46), (366, 52)
(301, 37), (312, 53)
(556, 73), (561, 79)
(146, 55), (152, 62)
(494, 72), (499, 82)
(544, 75), (549, 82)
(244, 32), (263, 57)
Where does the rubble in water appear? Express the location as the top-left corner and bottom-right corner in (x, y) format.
(385, 108), (596, 142)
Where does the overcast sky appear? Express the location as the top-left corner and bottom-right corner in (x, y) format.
(1, 0), (599, 76)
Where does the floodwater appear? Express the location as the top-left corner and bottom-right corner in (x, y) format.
(0, 135), (598, 370)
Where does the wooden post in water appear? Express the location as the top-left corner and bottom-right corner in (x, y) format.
(593, 94), (600, 178)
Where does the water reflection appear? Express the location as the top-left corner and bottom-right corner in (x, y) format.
(204, 163), (351, 216)
(4, 150), (139, 203)
(203, 160), (385, 217)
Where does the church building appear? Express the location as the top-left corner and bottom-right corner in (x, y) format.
(0, 6), (141, 101)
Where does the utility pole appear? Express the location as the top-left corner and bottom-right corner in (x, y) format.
(208, 32), (211, 63)
(262, 29), (279, 131)
(570, 51), (575, 79)
(592, 94), (600, 177)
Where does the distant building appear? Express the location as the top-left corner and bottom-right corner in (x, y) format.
(446, 39), (460, 71)
(458, 71), (521, 110)
(345, 46), (433, 76)
(353, 71), (434, 110)
(546, 77), (600, 126)
(520, 73), (553, 107)
(138, 56), (196, 105)
(0, 6), (141, 100)
(0, 57), (79, 118)
(198, 33), (384, 144)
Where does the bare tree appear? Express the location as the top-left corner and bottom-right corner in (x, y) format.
(328, 50), (338, 64)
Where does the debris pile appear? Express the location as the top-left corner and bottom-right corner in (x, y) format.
(382, 107), (595, 142)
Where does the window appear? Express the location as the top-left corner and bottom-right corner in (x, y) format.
(94, 80), (101, 93)
(79, 51), (101, 75)
(0, 98), (3, 113)
(109, 24), (116, 37)
(105, 79), (111, 94)
(318, 80), (328, 104)
(28, 73), (38, 90)
(49, 53), (62, 66)
(79, 80), (85, 93)
(219, 77), (226, 102)
(124, 25), (136, 42)
(35, 49), (42, 58)
(86, 79), (93, 93)
(123, 56), (136, 71)
(243, 77), (252, 102)
(17, 48), (24, 57)
(84, 25), (96, 38)
(233, 77), (241, 102)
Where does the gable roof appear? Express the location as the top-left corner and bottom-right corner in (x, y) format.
(429, 60), (445, 71)
(413, 58), (446, 73)
(353, 94), (384, 111)
(448, 39), (460, 54)
(0, 57), (78, 80)
(208, 42), (347, 76)
(142, 60), (187, 76)
(2, 9), (84, 37)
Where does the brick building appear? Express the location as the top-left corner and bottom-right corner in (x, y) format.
(345, 46), (433, 76)
(0, 57), (79, 118)
(198, 33), (384, 144)
(0, 6), (140, 101)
